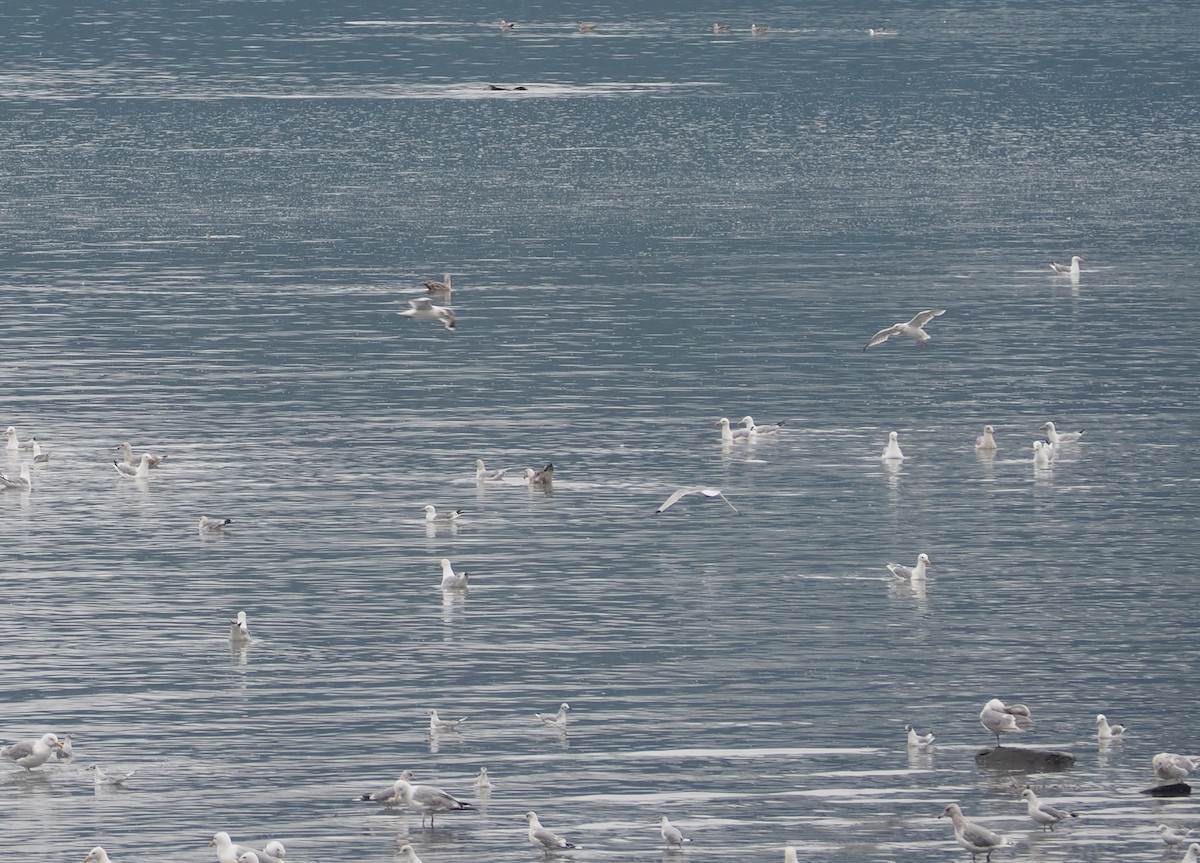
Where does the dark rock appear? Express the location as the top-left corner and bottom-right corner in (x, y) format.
(974, 746), (1076, 772)
(1141, 782), (1192, 797)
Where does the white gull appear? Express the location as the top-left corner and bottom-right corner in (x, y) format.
(199, 516), (233, 534)
(1021, 787), (1077, 831)
(979, 698), (1033, 746)
(84, 849), (113, 863)
(119, 441), (167, 467)
(975, 425), (997, 451)
(0, 463), (33, 492)
(660, 815), (690, 847)
(715, 417), (751, 444)
(864, 309), (946, 351)
(1154, 753), (1200, 783)
(655, 487), (739, 514)
(526, 811), (578, 851)
(357, 769), (415, 805)
(88, 763), (137, 786)
(1, 732), (63, 769)
(397, 846), (423, 863)
(1049, 255), (1083, 276)
(881, 431), (905, 460)
(113, 453), (152, 479)
(474, 459), (507, 481)
(4, 426), (35, 452)
(1095, 713), (1126, 740)
(230, 611), (250, 642)
(536, 702), (571, 728)
(1160, 825), (1195, 847)
(401, 297), (456, 330)
(906, 723), (935, 749)
(428, 709), (468, 733)
(1032, 440), (1053, 468)
(940, 803), (1008, 862)
(438, 559), (470, 589)
(887, 553), (930, 581)
(1040, 421), (1084, 445)
(393, 776), (475, 826)
(740, 415), (785, 436)
(474, 767), (493, 791)
(424, 505), (464, 522)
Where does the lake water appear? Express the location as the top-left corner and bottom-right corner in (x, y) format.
(2, 1), (1199, 861)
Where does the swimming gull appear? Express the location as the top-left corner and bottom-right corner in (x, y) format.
(979, 699), (1033, 746)
(261, 842), (285, 863)
(1184, 843), (1200, 863)
(428, 709), (468, 733)
(1039, 421), (1084, 445)
(526, 811), (578, 851)
(881, 431), (905, 460)
(864, 309), (946, 351)
(740, 415), (785, 436)
(474, 767), (493, 791)
(424, 505), (464, 522)
(751, 24), (770, 34)
(1153, 753), (1200, 783)
(500, 19), (516, 29)
(88, 763), (137, 786)
(868, 27), (897, 35)
(31, 439), (50, 463)
(712, 23), (731, 33)
(906, 723), (935, 749)
(357, 769), (416, 805)
(1049, 256), (1083, 276)
(438, 559), (470, 590)
(940, 803), (1008, 862)
(119, 441), (167, 468)
(84, 849), (113, 863)
(4, 426), (35, 451)
(536, 702), (571, 728)
(785, 847), (798, 863)
(56, 732), (74, 760)
(975, 425), (997, 451)
(1020, 787), (1077, 831)
(1032, 440), (1053, 468)
(397, 845), (424, 863)
(577, 21), (597, 32)
(113, 453), (152, 479)
(659, 815), (690, 847)
(230, 611), (250, 642)
(401, 297), (456, 330)
(210, 833), (253, 863)
(474, 459), (508, 481)
(655, 487), (739, 514)
(1095, 713), (1126, 740)
(199, 516), (233, 534)
(424, 273), (452, 294)
(887, 553), (930, 581)
(1160, 826), (1196, 848)
(1, 732), (64, 769)
(393, 776), (475, 826)
(237, 854), (260, 863)
(523, 463), (555, 485)
(715, 417), (751, 444)
(0, 463), (33, 492)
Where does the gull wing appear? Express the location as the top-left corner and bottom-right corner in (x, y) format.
(863, 325), (901, 351)
(907, 309), (946, 328)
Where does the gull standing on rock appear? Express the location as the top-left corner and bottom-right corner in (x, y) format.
(526, 811), (578, 851)
(1020, 788), (1077, 831)
(1, 732), (64, 769)
(1096, 714), (1126, 740)
(864, 309), (946, 351)
(940, 803), (1008, 862)
(979, 699), (1033, 747)
(1154, 753), (1200, 784)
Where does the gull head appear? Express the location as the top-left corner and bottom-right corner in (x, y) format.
(939, 803), (962, 819)
(918, 553), (931, 565)
(714, 417), (730, 427)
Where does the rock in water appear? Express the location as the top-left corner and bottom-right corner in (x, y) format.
(974, 746), (1076, 772)
(1141, 782), (1192, 798)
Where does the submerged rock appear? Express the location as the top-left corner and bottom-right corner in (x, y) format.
(1141, 782), (1192, 797)
(974, 746), (1076, 772)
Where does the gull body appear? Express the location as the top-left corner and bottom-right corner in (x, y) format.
(84, 849), (113, 863)
(1, 732), (63, 769)
(536, 702), (571, 728)
(864, 309), (946, 351)
(868, 27), (896, 36)
(1032, 440), (1053, 468)
(4, 426), (34, 451)
(660, 815), (690, 847)
(474, 459), (507, 481)
(975, 425), (997, 451)
(424, 273), (452, 294)
(500, 19), (515, 29)
(1040, 421), (1084, 445)
(261, 842), (285, 863)
(238, 854), (260, 863)
(56, 732), (73, 760)
(88, 763), (137, 786)
(1183, 843), (1200, 863)
(524, 463), (555, 485)
(0, 463), (33, 492)
(940, 803), (1008, 862)
(230, 611), (250, 642)
(785, 848), (798, 863)
(199, 516), (233, 534)
(394, 777), (475, 826)
(715, 417), (751, 444)
(740, 415), (785, 436)
(474, 767), (493, 790)
(424, 504), (464, 522)
(881, 431), (905, 460)
(1154, 753), (1200, 783)
(397, 845), (423, 863)
(428, 709), (468, 733)
(210, 832), (251, 863)
(1159, 825), (1195, 847)
(1050, 255), (1083, 276)
(887, 553), (930, 582)
(906, 723), (935, 749)
(980, 698), (1033, 746)
(1021, 787), (1077, 831)
(577, 21), (597, 32)
(401, 297), (456, 330)
(357, 769), (415, 805)
(526, 811), (577, 851)
(712, 23), (731, 33)
(439, 558), (470, 590)
(1095, 713), (1126, 740)
(31, 439), (50, 463)
(113, 453), (152, 479)
(655, 487), (739, 514)
(119, 441), (167, 467)
(751, 24), (770, 34)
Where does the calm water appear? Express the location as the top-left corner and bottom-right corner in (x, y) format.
(2, 1), (1199, 861)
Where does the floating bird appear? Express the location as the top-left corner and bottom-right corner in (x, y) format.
(396, 846), (424, 863)
(0, 463), (33, 492)
(230, 611), (250, 642)
(113, 453), (152, 479)
(940, 803), (1008, 862)
(428, 709), (468, 733)
(30, 439), (50, 463)
(523, 463), (555, 485)
(4, 426), (34, 451)
(785, 847), (798, 863)
(975, 425), (997, 451)
(87, 763), (137, 786)
(712, 23), (731, 33)
(881, 431), (905, 460)
(1, 732), (63, 769)
(1160, 825), (1195, 848)
(1154, 753), (1200, 784)
(868, 27), (896, 36)
(660, 815), (690, 847)
(199, 516), (233, 534)
(423, 273), (452, 294)
(1039, 421), (1084, 445)
(864, 309), (946, 351)
(979, 699), (1033, 747)
(1049, 255), (1083, 276)
(474, 767), (493, 791)
(474, 459), (508, 481)
(237, 854), (260, 863)
(1021, 787), (1077, 831)
(261, 842), (285, 863)
(499, 19), (516, 29)
(906, 723), (935, 749)
(118, 441), (167, 468)
(740, 416), (785, 436)
(655, 487), (739, 514)
(751, 24), (770, 35)
(526, 811), (578, 851)
(577, 21), (597, 32)
(357, 770), (415, 805)
(394, 776), (475, 826)
(536, 702), (571, 728)
(1032, 440), (1053, 468)
(424, 505), (464, 522)
(401, 297), (456, 330)
(1095, 713), (1126, 740)
(438, 559), (470, 590)
(1184, 842), (1200, 863)
(887, 553), (930, 582)
(715, 417), (751, 444)
(84, 849), (113, 863)
(210, 832), (254, 863)
(56, 732), (73, 760)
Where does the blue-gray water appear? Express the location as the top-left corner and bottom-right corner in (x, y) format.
(2, 1), (1199, 861)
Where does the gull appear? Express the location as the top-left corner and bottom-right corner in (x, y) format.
(238, 854), (260, 863)
(474, 459), (507, 481)
(199, 516), (233, 534)
(0, 463), (33, 492)
(31, 439), (50, 463)
(1160, 825), (1195, 848)
(526, 811), (578, 852)
(88, 763), (137, 786)
(118, 441), (167, 467)
(393, 776), (475, 826)
(751, 24), (770, 35)
(1184, 843), (1200, 863)
(424, 504), (464, 522)
(1049, 255), (1083, 276)
(84, 849), (113, 863)
(979, 699), (1033, 746)
(397, 846), (424, 863)
(1, 732), (64, 769)
(785, 848), (798, 863)
(536, 702), (571, 728)
(868, 27), (896, 35)
(261, 843), (285, 863)
(113, 453), (152, 479)
(357, 769), (416, 805)
(975, 425), (997, 451)
(4, 426), (35, 451)
(401, 297), (456, 330)
(523, 463), (555, 485)
(230, 611), (250, 642)
(715, 417), (751, 444)
(864, 309), (946, 351)
(1021, 788), (1077, 831)
(423, 273), (452, 294)
(474, 767), (493, 791)
(56, 733), (74, 760)
(210, 833), (253, 863)
(1032, 440), (1053, 468)
(1154, 753), (1200, 783)
(887, 553), (930, 582)
(577, 21), (597, 32)
(712, 23), (731, 33)
(655, 487), (739, 514)
(1039, 421), (1084, 445)
(906, 723), (935, 749)
(660, 815), (691, 847)
(438, 559), (470, 590)
(1095, 713), (1126, 740)
(940, 803), (1008, 862)
(740, 416), (785, 436)
(428, 709), (468, 733)
(500, 20), (516, 30)
(881, 431), (905, 460)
